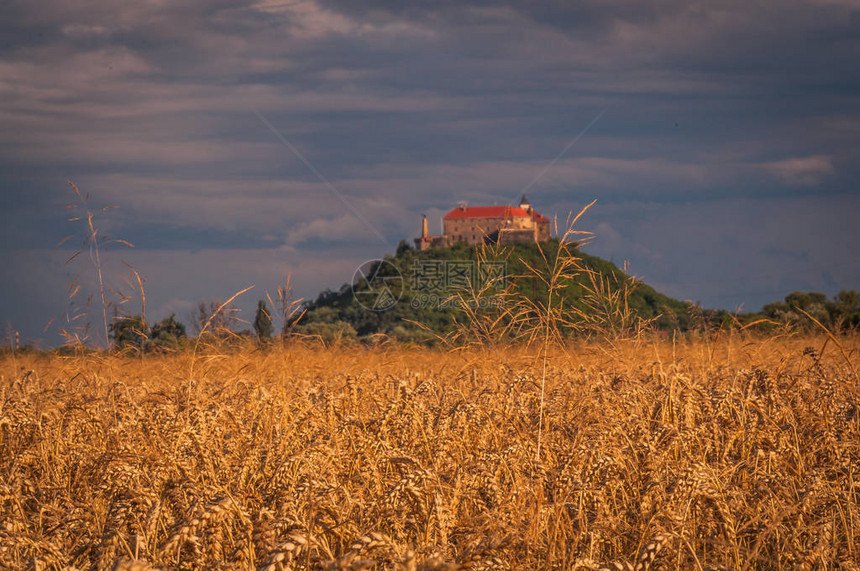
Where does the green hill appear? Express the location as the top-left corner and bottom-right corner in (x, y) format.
(294, 239), (696, 343)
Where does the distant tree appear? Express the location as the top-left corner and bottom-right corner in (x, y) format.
(150, 314), (186, 348)
(190, 299), (238, 336)
(110, 315), (148, 349)
(761, 290), (860, 330)
(762, 300), (792, 322)
(396, 239), (412, 257)
(831, 290), (860, 328)
(785, 291), (829, 324)
(833, 290), (859, 314)
(254, 300), (274, 340)
(110, 314), (187, 351)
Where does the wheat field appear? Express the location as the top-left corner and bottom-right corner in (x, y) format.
(0, 334), (858, 570)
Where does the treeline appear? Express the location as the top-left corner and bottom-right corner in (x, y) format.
(705, 289), (860, 332)
(106, 287), (859, 351)
(101, 241), (859, 349)
(109, 299), (282, 352)
(763, 290), (860, 329)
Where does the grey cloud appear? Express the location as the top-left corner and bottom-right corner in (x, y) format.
(762, 156), (836, 186)
(1, 0), (858, 345)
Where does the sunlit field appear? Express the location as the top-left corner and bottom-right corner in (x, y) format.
(1, 334), (858, 570)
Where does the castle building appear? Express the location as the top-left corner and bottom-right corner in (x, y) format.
(415, 194), (551, 251)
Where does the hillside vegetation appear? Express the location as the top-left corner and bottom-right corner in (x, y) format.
(296, 240), (695, 344)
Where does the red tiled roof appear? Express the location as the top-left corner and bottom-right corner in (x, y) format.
(443, 205), (549, 222)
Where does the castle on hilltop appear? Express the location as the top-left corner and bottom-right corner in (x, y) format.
(415, 194), (551, 251)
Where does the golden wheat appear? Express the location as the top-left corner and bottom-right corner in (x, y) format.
(0, 335), (857, 569)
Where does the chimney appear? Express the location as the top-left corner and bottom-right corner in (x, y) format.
(421, 214), (428, 239)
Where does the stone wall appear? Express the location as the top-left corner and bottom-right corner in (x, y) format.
(444, 216), (532, 245)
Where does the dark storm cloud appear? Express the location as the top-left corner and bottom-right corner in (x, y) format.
(0, 0), (858, 344)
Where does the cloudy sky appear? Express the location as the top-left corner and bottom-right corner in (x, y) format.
(1, 0), (858, 346)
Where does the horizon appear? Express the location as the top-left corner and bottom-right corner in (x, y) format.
(1, 0), (858, 346)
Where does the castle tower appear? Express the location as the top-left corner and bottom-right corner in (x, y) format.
(415, 213), (435, 251)
(519, 193), (532, 213)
